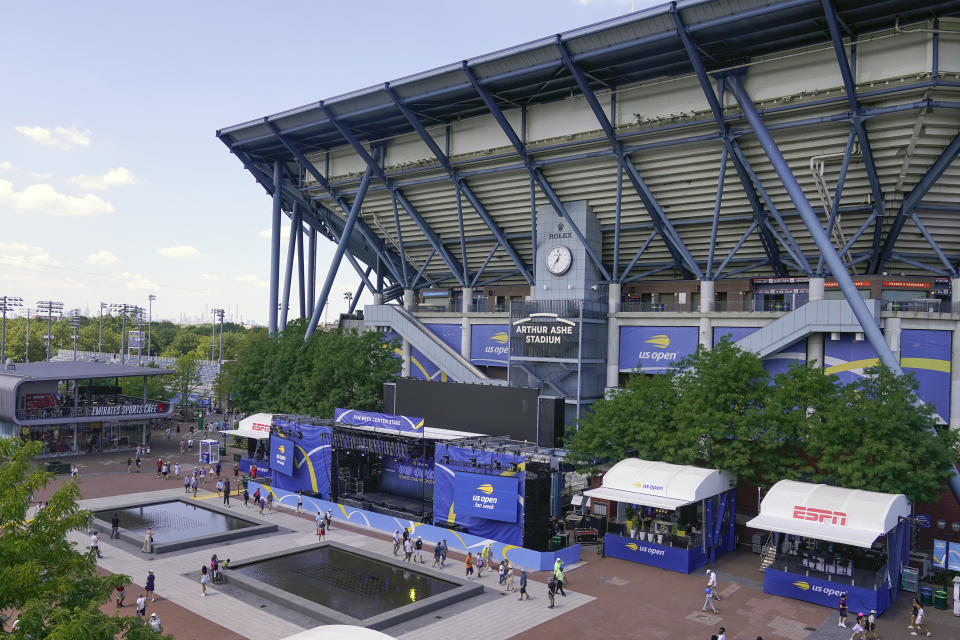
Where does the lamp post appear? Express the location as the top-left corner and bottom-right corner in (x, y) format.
(212, 308), (225, 364)
(68, 309), (81, 360)
(36, 300), (63, 362)
(98, 302), (108, 358)
(25, 309), (30, 362)
(147, 294), (156, 361)
(0, 295), (23, 364)
(110, 303), (141, 365)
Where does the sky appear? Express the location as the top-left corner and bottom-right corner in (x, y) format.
(0, 0), (656, 326)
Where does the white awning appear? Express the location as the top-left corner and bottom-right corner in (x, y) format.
(582, 458), (736, 511)
(219, 429), (270, 440)
(746, 479), (911, 548)
(571, 494), (592, 507)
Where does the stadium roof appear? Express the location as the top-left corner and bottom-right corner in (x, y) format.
(0, 361), (174, 382)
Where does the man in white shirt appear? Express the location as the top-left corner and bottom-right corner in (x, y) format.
(393, 529), (401, 556)
(716, 626), (726, 640)
(89, 531), (102, 558)
(912, 605), (931, 636)
(706, 568), (720, 600)
(149, 612), (162, 632)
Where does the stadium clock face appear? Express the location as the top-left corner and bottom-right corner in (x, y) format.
(545, 245), (573, 275)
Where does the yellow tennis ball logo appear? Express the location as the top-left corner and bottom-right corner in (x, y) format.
(477, 484), (494, 495)
(626, 543), (638, 551)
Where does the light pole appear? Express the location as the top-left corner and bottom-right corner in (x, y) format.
(135, 307), (143, 366)
(98, 302), (108, 358)
(212, 308), (225, 364)
(110, 304), (141, 365)
(68, 309), (81, 360)
(25, 309), (30, 362)
(36, 300), (63, 362)
(0, 296), (23, 364)
(147, 294), (156, 361)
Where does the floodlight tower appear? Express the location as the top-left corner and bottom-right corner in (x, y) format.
(97, 302), (108, 358)
(0, 295), (23, 364)
(36, 300), (63, 362)
(147, 294), (156, 360)
(68, 309), (82, 360)
(110, 303), (141, 365)
(212, 308), (225, 364)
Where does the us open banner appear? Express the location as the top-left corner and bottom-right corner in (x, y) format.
(453, 472), (518, 523)
(619, 326), (699, 373)
(764, 568), (888, 614)
(334, 408), (424, 433)
(471, 324), (509, 366)
(270, 436), (293, 476)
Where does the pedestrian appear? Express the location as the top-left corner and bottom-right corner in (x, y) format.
(476, 551), (485, 577)
(498, 560), (507, 585)
(184, 475), (191, 493)
(267, 492), (273, 513)
(912, 604), (931, 636)
(161, 462), (168, 481)
(199, 466), (206, 484)
(402, 528), (409, 547)
(393, 529), (401, 556)
(223, 479), (231, 506)
(717, 627), (726, 640)
(518, 569), (528, 600)
(114, 584), (126, 607)
(149, 612), (163, 633)
(909, 597), (920, 629)
(253, 488), (261, 504)
(250, 464), (256, 479)
(433, 541), (442, 567)
(865, 610), (878, 640)
(135, 593), (146, 620)
(174, 462), (180, 477)
(127, 457), (132, 473)
(318, 519), (326, 541)
(136, 457), (142, 472)
(156, 458), (162, 478)
(210, 554), (219, 582)
(325, 508), (332, 530)
(706, 568), (720, 600)
(465, 552), (474, 579)
(233, 463), (239, 481)
(838, 593), (848, 628)
(145, 570), (156, 602)
(554, 563), (566, 596)
(216, 478), (223, 496)
(547, 575), (557, 608)
(415, 536), (424, 563)
(440, 539), (448, 567)
(111, 513), (121, 539)
(296, 491), (303, 513)
(403, 537), (413, 562)
(90, 531), (103, 558)
(505, 560), (515, 592)
(702, 585), (719, 613)
(180, 439), (185, 454)
(215, 461), (221, 478)
(188, 438), (193, 451)
(199, 565), (209, 596)
(243, 489), (249, 507)
(142, 527), (154, 553)
(849, 615), (865, 640)
(191, 476), (198, 498)
(259, 497), (265, 514)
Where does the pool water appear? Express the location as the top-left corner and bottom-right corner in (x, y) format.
(96, 500), (255, 543)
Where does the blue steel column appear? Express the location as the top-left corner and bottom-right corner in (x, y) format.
(269, 160), (283, 337)
(307, 226), (317, 317)
(280, 204), (300, 331)
(297, 217), (306, 319)
(728, 76), (898, 372)
(305, 166), (374, 339)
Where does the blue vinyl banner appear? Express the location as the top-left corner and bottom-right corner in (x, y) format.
(824, 333), (879, 386)
(270, 435), (293, 476)
(453, 472), (518, 523)
(382, 329), (449, 381)
(603, 533), (706, 574)
(714, 326), (759, 344)
(270, 418), (332, 499)
(433, 443), (524, 545)
(933, 539), (946, 569)
(619, 326), (699, 373)
(949, 542), (960, 572)
(334, 408), (424, 432)
(764, 568), (889, 615)
(425, 323), (461, 352)
(763, 338), (807, 377)
(380, 456), (434, 500)
(471, 324), (509, 366)
(901, 329), (951, 422)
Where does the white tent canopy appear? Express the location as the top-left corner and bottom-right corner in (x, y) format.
(583, 458), (736, 510)
(746, 479), (911, 548)
(219, 412), (273, 440)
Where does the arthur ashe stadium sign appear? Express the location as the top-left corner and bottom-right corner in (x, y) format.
(511, 312), (580, 358)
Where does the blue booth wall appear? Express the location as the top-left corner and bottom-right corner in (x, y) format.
(433, 443), (525, 547)
(269, 419), (332, 499)
(380, 456), (435, 500)
(604, 533), (707, 573)
(248, 480), (578, 571)
(764, 569), (890, 615)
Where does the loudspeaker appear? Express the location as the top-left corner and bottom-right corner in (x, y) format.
(382, 382), (397, 414)
(537, 396), (564, 448)
(522, 461), (553, 551)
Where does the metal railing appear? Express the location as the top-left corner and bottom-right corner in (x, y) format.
(16, 395), (171, 421)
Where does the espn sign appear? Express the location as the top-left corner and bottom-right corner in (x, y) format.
(793, 505), (847, 526)
(250, 422), (271, 432)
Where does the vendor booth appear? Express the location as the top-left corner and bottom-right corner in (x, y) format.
(219, 412), (272, 472)
(199, 439), (220, 464)
(747, 480), (911, 615)
(584, 459), (736, 573)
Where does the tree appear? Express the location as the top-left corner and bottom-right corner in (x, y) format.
(160, 328), (201, 358)
(171, 354), (202, 406)
(119, 363), (171, 400)
(808, 364), (960, 504)
(0, 437), (171, 639)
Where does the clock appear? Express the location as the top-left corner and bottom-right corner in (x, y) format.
(545, 245), (573, 275)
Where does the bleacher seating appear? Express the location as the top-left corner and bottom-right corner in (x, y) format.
(51, 350), (222, 394)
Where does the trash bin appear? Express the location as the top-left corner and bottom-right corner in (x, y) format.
(935, 589), (948, 610)
(920, 585), (934, 606)
(242, 475), (250, 489)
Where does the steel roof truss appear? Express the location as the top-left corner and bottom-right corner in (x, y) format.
(623, 262), (678, 284)
(471, 241), (502, 289)
(889, 253), (950, 277)
(620, 231), (659, 282)
(412, 249), (436, 290)
(714, 221), (758, 280)
(817, 130), (857, 275)
(706, 147), (727, 279)
(909, 212), (955, 276)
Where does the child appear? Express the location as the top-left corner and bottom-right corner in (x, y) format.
(318, 520), (326, 541)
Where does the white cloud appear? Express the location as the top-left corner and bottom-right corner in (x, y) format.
(200, 273), (221, 281)
(15, 125), (92, 149)
(258, 223), (291, 239)
(120, 271), (158, 291)
(0, 240), (61, 268)
(156, 245), (199, 260)
(0, 179), (115, 216)
(86, 250), (119, 267)
(0, 161), (14, 171)
(67, 167), (136, 191)
(233, 273), (267, 288)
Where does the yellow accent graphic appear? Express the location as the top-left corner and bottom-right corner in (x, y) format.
(412, 419), (425, 430)
(295, 444), (319, 493)
(792, 581), (810, 591)
(645, 334), (670, 349)
(626, 543), (638, 551)
(901, 357), (951, 373)
(934, 550), (945, 566)
(501, 544), (519, 560)
(447, 502), (456, 523)
(491, 332), (508, 344)
(477, 484), (494, 495)
(825, 358), (881, 375)
(631, 482), (644, 488)
(500, 461), (526, 477)
(277, 445), (285, 454)
(393, 347), (449, 382)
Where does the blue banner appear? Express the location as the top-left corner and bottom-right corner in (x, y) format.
(471, 324), (509, 366)
(603, 533), (706, 574)
(425, 323), (461, 352)
(764, 568), (889, 615)
(619, 326), (699, 373)
(270, 435), (293, 476)
(380, 456), (434, 500)
(901, 329), (951, 422)
(933, 539), (946, 569)
(949, 541), (960, 572)
(270, 419), (332, 498)
(713, 326), (759, 344)
(454, 472), (518, 523)
(334, 408), (424, 432)
(763, 338), (807, 377)
(824, 334), (880, 385)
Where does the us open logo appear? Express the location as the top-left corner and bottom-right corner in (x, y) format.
(476, 484), (494, 495)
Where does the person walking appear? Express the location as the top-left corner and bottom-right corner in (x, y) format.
(505, 560), (515, 592)
(145, 570), (156, 602)
(148, 612), (162, 633)
(518, 569), (528, 600)
(415, 536), (424, 563)
(184, 475), (191, 493)
(702, 585), (719, 614)
(909, 597), (920, 629)
(110, 513), (121, 539)
(433, 541), (442, 567)
(135, 593), (147, 620)
(142, 527), (154, 553)
(865, 610), (879, 640)
(296, 491), (303, 513)
(259, 496), (266, 514)
(717, 627), (727, 640)
(199, 565), (210, 596)
(136, 457), (142, 473)
(127, 457), (132, 474)
(215, 461), (221, 478)
(324, 508), (333, 530)
(912, 604), (931, 636)
(266, 492), (273, 513)
(253, 487), (261, 505)
(233, 463), (239, 481)
(161, 462), (168, 481)
(180, 439), (185, 454)
(318, 519), (326, 541)
(216, 478), (223, 497)
(393, 529), (401, 556)
(243, 489), (249, 507)
(554, 563), (566, 596)
(156, 458), (162, 478)
(90, 531), (103, 558)
(547, 575), (557, 608)
(706, 568), (720, 600)
(403, 537), (413, 562)
(223, 479), (231, 506)
(498, 560), (507, 586)
(174, 462), (180, 478)
(199, 466), (206, 484)
(849, 615), (865, 640)
(317, 510), (324, 533)
(114, 584), (126, 607)
(440, 539), (448, 567)
(476, 551), (485, 577)
(838, 593), (848, 628)
(191, 476), (198, 498)
(465, 552), (474, 579)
